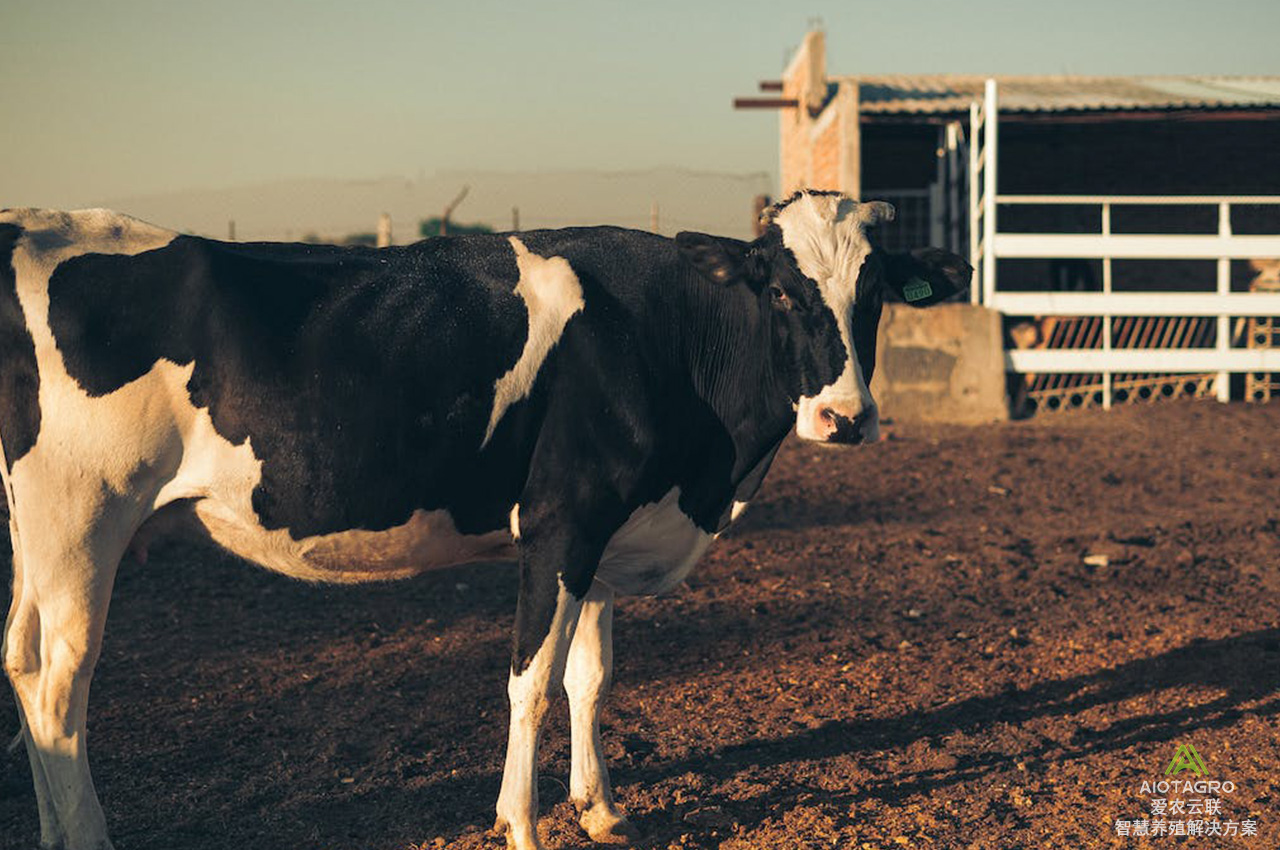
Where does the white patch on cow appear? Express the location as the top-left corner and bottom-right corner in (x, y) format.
(595, 488), (712, 596)
(772, 193), (891, 441)
(496, 580), (583, 850)
(509, 503), (522, 541)
(730, 500), (749, 522)
(483, 237), (584, 446)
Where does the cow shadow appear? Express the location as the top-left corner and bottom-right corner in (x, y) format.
(609, 627), (1280, 840)
(236, 627), (1280, 849)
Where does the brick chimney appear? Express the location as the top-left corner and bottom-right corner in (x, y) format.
(779, 30), (861, 199)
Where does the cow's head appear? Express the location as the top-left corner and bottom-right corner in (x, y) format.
(677, 189), (971, 445)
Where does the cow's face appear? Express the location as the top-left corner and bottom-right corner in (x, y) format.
(677, 190), (971, 445)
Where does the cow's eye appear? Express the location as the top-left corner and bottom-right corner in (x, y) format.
(769, 283), (791, 309)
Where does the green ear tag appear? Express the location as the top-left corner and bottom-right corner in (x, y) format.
(902, 277), (933, 303)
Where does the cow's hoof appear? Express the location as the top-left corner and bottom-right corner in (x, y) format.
(579, 804), (639, 845)
(491, 816), (546, 850)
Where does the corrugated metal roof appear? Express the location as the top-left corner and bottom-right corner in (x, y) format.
(845, 74), (1280, 115)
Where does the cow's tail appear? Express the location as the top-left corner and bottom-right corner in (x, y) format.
(1, 218), (26, 758)
(6, 722), (23, 754)
(0, 218), (39, 477)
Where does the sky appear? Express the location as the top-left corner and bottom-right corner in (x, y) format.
(2, 0), (1278, 214)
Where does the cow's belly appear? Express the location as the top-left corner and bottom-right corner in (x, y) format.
(595, 488), (714, 596)
(141, 373), (517, 583)
(188, 500), (515, 582)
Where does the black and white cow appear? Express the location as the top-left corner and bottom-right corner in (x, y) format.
(0, 190), (968, 850)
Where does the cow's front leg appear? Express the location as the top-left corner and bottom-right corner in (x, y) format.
(494, 530), (588, 850)
(564, 581), (636, 844)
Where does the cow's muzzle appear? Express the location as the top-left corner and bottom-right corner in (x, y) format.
(797, 398), (880, 444)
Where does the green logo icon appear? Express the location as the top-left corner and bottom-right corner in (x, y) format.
(902, 278), (933, 302)
(1165, 743), (1207, 777)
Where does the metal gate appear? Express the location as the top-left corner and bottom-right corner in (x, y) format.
(969, 80), (1280, 410)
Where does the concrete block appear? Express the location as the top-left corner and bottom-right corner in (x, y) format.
(873, 303), (1009, 424)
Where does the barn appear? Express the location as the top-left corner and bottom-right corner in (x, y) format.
(737, 30), (1280, 413)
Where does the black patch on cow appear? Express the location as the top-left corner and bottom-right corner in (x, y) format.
(48, 235), (535, 538)
(748, 227), (848, 401)
(880, 248), (971, 307)
(0, 223), (40, 469)
(851, 251), (887, 386)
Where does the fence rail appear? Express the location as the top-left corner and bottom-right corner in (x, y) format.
(993, 234), (1280, 260)
(989, 194), (1280, 402)
(992, 292), (1280, 317)
(1008, 349), (1280, 372)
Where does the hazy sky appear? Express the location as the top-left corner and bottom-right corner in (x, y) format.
(3, 0), (1278, 209)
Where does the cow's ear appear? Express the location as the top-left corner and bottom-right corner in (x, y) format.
(881, 248), (972, 307)
(676, 231), (753, 286)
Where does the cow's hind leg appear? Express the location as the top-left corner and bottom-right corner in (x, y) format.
(564, 581), (635, 844)
(3, 494), (130, 850)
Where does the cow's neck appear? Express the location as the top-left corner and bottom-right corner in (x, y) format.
(652, 279), (794, 476)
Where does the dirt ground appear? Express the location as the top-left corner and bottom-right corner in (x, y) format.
(3, 401), (1280, 850)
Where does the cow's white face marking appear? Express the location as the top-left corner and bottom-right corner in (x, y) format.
(595, 488), (712, 596)
(772, 194), (888, 443)
(483, 237), (584, 446)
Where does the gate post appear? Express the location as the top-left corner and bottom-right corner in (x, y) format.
(982, 79), (998, 308)
(968, 102), (981, 304)
(1217, 202), (1232, 401)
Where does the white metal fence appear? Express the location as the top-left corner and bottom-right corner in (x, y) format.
(969, 80), (1280, 406)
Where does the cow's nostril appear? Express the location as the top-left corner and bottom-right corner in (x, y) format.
(825, 410), (864, 444)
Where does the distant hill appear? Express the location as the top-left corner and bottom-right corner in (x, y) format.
(100, 167), (775, 243)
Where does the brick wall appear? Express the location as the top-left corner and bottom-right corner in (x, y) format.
(808, 113), (842, 192)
